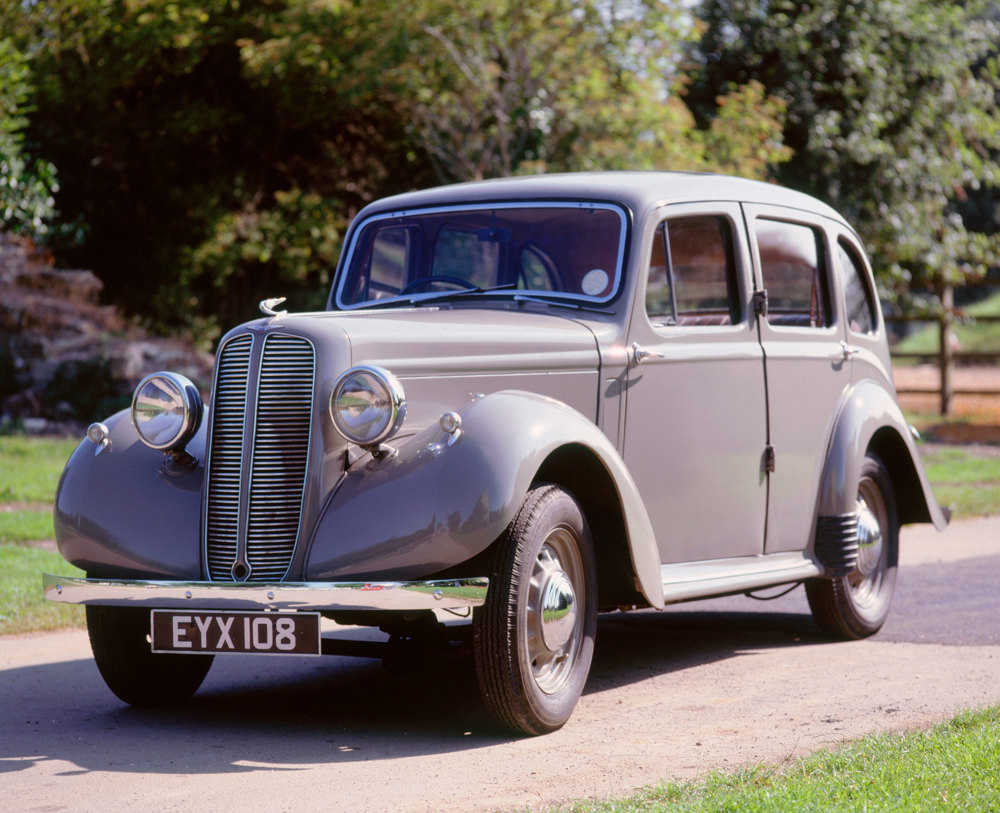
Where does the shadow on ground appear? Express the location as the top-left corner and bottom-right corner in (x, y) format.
(5, 550), (996, 778)
(0, 603), (827, 777)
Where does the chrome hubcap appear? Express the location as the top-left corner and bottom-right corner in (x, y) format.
(540, 570), (577, 651)
(849, 482), (887, 610)
(526, 528), (584, 695)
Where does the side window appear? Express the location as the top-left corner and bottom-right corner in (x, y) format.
(645, 223), (674, 323)
(669, 216), (738, 325)
(645, 215), (739, 326)
(756, 219), (831, 328)
(837, 239), (877, 335)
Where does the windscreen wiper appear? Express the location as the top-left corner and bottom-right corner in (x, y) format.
(513, 294), (615, 315)
(351, 283), (519, 310)
(410, 282), (518, 305)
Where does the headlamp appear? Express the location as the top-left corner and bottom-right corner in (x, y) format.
(131, 372), (203, 452)
(329, 365), (406, 447)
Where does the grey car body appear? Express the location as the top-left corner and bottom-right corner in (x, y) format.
(46, 172), (947, 735)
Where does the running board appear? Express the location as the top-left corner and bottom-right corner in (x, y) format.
(660, 552), (822, 604)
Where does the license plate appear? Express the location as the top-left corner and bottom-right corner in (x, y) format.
(151, 610), (321, 656)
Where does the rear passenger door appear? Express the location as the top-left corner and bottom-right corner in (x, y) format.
(742, 205), (851, 554)
(624, 202), (768, 564)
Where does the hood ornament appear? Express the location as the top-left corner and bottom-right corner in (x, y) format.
(259, 297), (287, 317)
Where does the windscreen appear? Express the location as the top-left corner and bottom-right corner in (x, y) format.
(334, 203), (627, 308)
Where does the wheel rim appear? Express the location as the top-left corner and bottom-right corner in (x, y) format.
(849, 476), (889, 612)
(525, 526), (585, 695)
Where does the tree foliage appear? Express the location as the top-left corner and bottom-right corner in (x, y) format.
(0, 37), (59, 240)
(2, 0), (422, 336)
(688, 0), (1000, 303)
(375, 0), (790, 180)
(12, 0), (997, 337)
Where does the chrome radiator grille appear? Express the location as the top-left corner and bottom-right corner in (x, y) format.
(204, 333), (315, 581)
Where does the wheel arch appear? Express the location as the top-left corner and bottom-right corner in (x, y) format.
(306, 390), (664, 606)
(816, 380), (948, 530)
(534, 444), (650, 611)
(867, 425), (939, 526)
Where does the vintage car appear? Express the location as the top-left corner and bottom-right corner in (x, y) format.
(45, 172), (947, 736)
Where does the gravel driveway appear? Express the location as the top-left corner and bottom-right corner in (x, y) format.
(2, 518), (998, 812)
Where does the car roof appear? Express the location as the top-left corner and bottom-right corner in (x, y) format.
(356, 171), (848, 226)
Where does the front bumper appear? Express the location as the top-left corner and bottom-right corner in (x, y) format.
(43, 574), (488, 612)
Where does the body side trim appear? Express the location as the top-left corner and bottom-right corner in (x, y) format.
(660, 552), (822, 603)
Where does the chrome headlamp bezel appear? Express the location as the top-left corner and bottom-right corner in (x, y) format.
(130, 371), (203, 453)
(329, 365), (406, 448)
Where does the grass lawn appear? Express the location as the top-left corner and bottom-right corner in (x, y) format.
(0, 435), (77, 544)
(918, 444), (1000, 518)
(556, 706), (1000, 812)
(892, 290), (1000, 362)
(0, 435), (78, 503)
(0, 544), (84, 634)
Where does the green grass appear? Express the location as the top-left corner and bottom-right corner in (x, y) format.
(892, 290), (1000, 361)
(0, 435), (77, 503)
(919, 444), (1000, 518)
(557, 706), (1000, 812)
(0, 544), (84, 635)
(0, 508), (55, 542)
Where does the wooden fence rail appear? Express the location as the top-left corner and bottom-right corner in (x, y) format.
(886, 283), (1000, 414)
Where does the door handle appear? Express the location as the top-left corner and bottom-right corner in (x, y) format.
(840, 341), (860, 361)
(631, 342), (665, 366)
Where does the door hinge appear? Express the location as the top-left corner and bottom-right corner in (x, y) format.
(763, 444), (776, 473)
(753, 289), (769, 318)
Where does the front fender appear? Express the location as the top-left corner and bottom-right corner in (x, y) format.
(54, 409), (207, 578)
(817, 380), (948, 529)
(304, 390), (663, 608)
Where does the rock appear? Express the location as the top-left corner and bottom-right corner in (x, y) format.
(0, 231), (214, 430)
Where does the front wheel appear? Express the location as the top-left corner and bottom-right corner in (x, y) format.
(474, 485), (597, 736)
(806, 454), (899, 638)
(87, 605), (214, 706)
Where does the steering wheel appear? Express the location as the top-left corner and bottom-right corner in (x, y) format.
(399, 275), (477, 295)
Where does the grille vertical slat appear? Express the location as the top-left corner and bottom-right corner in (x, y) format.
(204, 332), (315, 582)
(205, 334), (253, 580)
(245, 335), (314, 581)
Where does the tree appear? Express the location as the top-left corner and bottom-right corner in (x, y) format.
(687, 0), (1000, 303)
(3, 0), (426, 336)
(0, 37), (58, 240)
(381, 0), (791, 181)
(3, 0), (794, 338)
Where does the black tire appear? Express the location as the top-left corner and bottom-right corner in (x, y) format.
(474, 485), (597, 736)
(806, 454), (899, 639)
(86, 605), (214, 706)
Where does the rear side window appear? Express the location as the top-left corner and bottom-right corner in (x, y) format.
(756, 219), (831, 328)
(837, 239), (878, 335)
(646, 215), (739, 326)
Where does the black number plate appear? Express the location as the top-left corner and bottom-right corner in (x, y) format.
(151, 610), (321, 656)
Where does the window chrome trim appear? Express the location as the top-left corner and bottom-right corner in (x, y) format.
(333, 201), (629, 310)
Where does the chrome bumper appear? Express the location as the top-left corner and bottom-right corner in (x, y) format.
(43, 574), (488, 612)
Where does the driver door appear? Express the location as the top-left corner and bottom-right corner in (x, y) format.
(622, 203), (768, 564)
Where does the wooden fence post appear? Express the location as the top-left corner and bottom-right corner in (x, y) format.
(939, 283), (954, 416)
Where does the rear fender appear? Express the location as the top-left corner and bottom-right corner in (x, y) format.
(304, 391), (664, 608)
(817, 380), (948, 529)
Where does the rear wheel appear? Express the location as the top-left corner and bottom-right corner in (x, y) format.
(87, 605), (214, 706)
(474, 485), (597, 735)
(806, 454), (898, 638)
